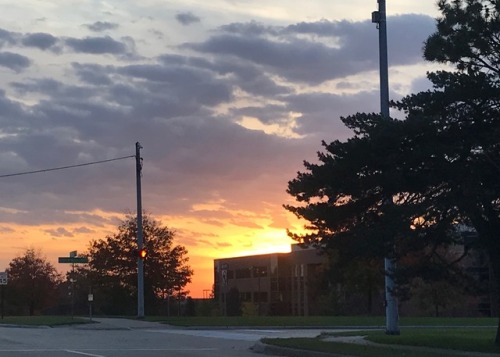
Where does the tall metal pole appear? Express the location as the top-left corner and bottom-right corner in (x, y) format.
(70, 263), (75, 319)
(1, 285), (4, 320)
(373, 0), (400, 335)
(136, 142), (145, 318)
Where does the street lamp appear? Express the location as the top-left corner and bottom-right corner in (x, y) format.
(372, 0), (400, 335)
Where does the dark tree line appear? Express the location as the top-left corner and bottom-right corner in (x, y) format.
(286, 0), (500, 344)
(3, 213), (193, 317)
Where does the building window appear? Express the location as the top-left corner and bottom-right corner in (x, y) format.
(240, 292), (252, 302)
(235, 268), (251, 279)
(294, 264), (304, 277)
(270, 278), (278, 290)
(253, 291), (268, 303)
(253, 266), (267, 277)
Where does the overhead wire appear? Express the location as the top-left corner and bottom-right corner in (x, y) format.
(0, 155), (135, 179)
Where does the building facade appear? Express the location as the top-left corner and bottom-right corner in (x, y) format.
(213, 239), (497, 317)
(214, 245), (326, 316)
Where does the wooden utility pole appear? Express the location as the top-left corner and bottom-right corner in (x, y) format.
(136, 142), (145, 318)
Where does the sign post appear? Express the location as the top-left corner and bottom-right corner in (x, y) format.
(0, 272), (7, 285)
(88, 291), (93, 322)
(58, 253), (89, 318)
(0, 272), (7, 320)
(58, 257), (88, 264)
(220, 263), (228, 316)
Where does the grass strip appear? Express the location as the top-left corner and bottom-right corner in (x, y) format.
(0, 316), (91, 327)
(262, 337), (460, 357)
(320, 327), (500, 354)
(150, 315), (496, 328)
(150, 315), (384, 327)
(364, 328), (500, 354)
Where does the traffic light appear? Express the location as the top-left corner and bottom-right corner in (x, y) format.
(138, 248), (147, 259)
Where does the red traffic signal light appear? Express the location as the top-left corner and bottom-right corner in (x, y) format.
(138, 249), (147, 259)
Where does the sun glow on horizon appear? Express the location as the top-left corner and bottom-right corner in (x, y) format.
(0, 206), (311, 298)
(159, 208), (308, 297)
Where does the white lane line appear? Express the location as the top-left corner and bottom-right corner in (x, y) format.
(0, 350), (58, 352)
(0, 348), (217, 353)
(77, 349), (218, 352)
(65, 350), (106, 357)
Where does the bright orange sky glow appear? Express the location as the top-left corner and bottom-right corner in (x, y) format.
(0, 208), (303, 298)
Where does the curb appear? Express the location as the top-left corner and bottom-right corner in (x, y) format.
(251, 341), (346, 357)
(0, 324), (51, 329)
(252, 338), (500, 357)
(174, 325), (383, 331)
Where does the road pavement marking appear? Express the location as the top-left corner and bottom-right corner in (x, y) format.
(0, 348), (218, 354)
(65, 350), (106, 357)
(146, 329), (269, 341)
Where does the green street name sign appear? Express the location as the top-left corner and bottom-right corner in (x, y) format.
(58, 257), (88, 264)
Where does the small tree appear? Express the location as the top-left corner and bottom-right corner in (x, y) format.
(6, 248), (61, 315)
(410, 278), (467, 317)
(87, 213), (193, 315)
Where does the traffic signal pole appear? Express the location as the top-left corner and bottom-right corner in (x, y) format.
(373, 0), (400, 335)
(136, 142), (145, 318)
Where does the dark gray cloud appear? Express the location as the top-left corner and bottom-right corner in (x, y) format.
(0, 27), (134, 59)
(64, 60), (233, 123)
(0, 29), (17, 47)
(73, 226), (95, 234)
(157, 54), (290, 97)
(11, 78), (64, 94)
(85, 21), (119, 32)
(0, 89), (31, 123)
(0, 52), (31, 72)
(184, 14), (434, 85)
(186, 34), (341, 84)
(175, 12), (201, 26)
(227, 90), (378, 140)
(64, 36), (131, 55)
(219, 21), (279, 37)
(71, 63), (113, 86)
(284, 91), (380, 138)
(44, 227), (74, 238)
(21, 33), (58, 50)
(0, 29), (59, 52)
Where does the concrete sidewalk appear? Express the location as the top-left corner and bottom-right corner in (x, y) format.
(73, 317), (168, 330)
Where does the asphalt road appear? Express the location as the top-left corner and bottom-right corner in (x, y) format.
(0, 318), (334, 357)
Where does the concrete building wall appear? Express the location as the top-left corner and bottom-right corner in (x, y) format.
(214, 245), (325, 316)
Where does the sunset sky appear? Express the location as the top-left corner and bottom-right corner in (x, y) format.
(0, 1), (441, 297)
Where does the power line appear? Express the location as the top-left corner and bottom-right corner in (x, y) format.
(0, 155), (135, 179)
